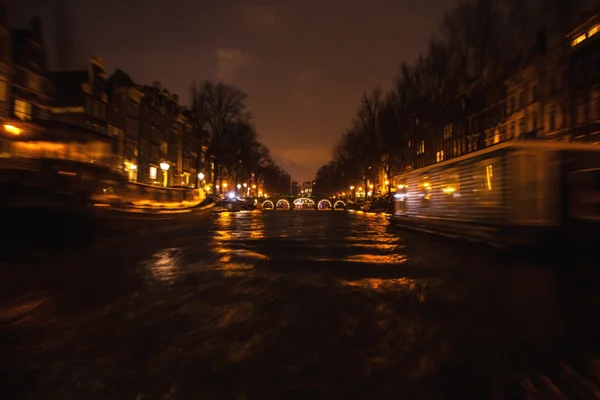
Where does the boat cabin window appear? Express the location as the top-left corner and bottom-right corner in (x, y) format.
(472, 161), (500, 206)
(418, 176), (432, 206)
(441, 170), (460, 205)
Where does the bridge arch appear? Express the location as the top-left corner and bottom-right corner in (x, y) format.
(261, 200), (274, 209)
(293, 197), (315, 209)
(333, 200), (346, 209)
(276, 199), (290, 209)
(317, 199), (332, 210)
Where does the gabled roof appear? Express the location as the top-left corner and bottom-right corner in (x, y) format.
(49, 70), (88, 107)
(105, 69), (136, 96)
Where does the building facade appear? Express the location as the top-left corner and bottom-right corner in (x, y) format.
(106, 69), (142, 180)
(10, 16), (52, 122)
(569, 12), (600, 141)
(50, 56), (108, 135)
(0, 1), (10, 119)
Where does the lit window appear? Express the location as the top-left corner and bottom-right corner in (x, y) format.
(149, 166), (157, 180)
(14, 99), (32, 120)
(572, 33), (586, 47)
(589, 24), (600, 38)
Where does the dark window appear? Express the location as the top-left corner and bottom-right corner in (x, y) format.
(519, 118), (524, 134)
(519, 91), (525, 108)
(550, 105), (556, 131)
(549, 75), (556, 94)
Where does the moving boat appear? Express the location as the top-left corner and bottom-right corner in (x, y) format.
(388, 140), (600, 248)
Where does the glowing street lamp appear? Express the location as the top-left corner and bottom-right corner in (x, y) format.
(237, 184), (241, 189)
(198, 172), (205, 180)
(223, 182), (228, 188)
(243, 183), (247, 188)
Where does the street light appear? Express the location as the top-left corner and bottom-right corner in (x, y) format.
(198, 172), (205, 180)
(243, 183), (247, 188)
(223, 182), (228, 188)
(237, 184), (241, 189)
(160, 162), (170, 187)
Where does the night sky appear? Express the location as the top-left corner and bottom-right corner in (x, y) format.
(15, 0), (456, 180)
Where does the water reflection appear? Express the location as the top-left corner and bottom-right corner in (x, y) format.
(345, 254), (407, 264)
(7, 209), (600, 399)
(146, 248), (182, 282)
(340, 277), (426, 300)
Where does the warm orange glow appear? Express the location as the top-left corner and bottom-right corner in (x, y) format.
(223, 182), (228, 188)
(384, 180), (389, 186)
(397, 184), (404, 189)
(589, 24), (600, 37)
(252, 184), (256, 189)
(486, 165), (493, 191)
(442, 186), (455, 193)
(3, 124), (21, 135)
(572, 33), (586, 47)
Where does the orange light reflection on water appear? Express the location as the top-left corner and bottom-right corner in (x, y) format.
(146, 248), (181, 282)
(340, 277), (425, 300)
(344, 253), (407, 264)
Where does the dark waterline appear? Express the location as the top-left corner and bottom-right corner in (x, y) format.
(1, 210), (600, 399)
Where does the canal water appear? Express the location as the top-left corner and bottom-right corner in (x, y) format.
(2, 210), (600, 399)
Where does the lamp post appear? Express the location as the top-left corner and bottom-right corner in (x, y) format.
(350, 185), (355, 201)
(198, 172), (205, 189)
(159, 162), (170, 187)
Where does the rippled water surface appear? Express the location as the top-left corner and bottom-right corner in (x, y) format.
(2, 210), (600, 399)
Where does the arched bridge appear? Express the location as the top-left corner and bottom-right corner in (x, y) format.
(260, 197), (346, 211)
